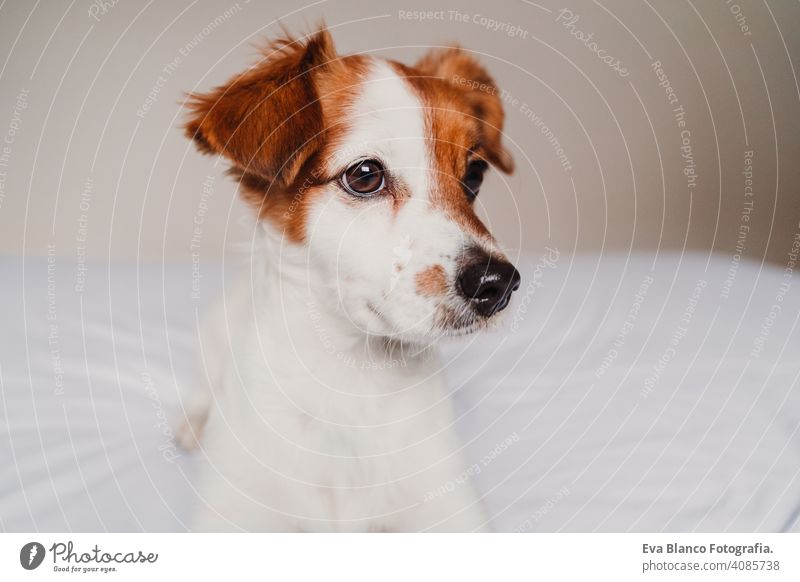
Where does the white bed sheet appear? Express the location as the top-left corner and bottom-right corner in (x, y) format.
(1, 251), (799, 532)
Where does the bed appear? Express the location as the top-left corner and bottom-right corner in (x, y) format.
(2, 251), (799, 532)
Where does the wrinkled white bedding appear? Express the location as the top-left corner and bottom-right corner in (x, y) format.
(1, 251), (799, 532)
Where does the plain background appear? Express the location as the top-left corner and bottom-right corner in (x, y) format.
(0, 0), (798, 266)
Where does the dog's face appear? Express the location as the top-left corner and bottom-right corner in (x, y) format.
(186, 29), (520, 341)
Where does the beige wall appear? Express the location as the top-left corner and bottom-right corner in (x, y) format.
(0, 0), (798, 264)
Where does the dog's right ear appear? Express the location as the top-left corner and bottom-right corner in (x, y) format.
(414, 46), (514, 174)
(184, 28), (336, 187)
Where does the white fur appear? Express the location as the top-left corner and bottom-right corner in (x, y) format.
(179, 60), (501, 532)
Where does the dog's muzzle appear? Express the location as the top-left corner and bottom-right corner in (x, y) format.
(457, 249), (521, 317)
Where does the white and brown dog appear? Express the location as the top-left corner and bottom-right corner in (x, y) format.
(178, 27), (520, 532)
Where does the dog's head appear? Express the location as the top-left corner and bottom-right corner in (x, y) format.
(185, 28), (520, 341)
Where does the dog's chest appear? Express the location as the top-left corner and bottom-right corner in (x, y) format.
(260, 363), (449, 445)
(230, 347), (455, 481)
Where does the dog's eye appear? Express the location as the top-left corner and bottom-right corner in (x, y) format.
(463, 160), (488, 201)
(341, 159), (385, 196)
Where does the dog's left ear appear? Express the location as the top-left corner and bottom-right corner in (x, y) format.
(184, 28), (338, 187)
(415, 47), (514, 173)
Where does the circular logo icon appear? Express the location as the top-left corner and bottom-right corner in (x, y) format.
(20, 542), (46, 570)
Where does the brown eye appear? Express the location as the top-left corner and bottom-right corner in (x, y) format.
(341, 159), (385, 196)
(463, 160), (488, 201)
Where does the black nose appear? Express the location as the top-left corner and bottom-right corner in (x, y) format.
(457, 252), (521, 317)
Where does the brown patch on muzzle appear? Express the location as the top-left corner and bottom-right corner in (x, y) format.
(415, 264), (449, 297)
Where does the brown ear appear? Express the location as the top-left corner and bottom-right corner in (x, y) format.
(415, 47), (514, 173)
(184, 28), (337, 187)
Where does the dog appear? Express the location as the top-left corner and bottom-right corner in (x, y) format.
(177, 26), (520, 532)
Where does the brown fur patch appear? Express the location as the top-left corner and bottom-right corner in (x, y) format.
(184, 30), (513, 245)
(415, 264), (449, 297)
(184, 29), (336, 184)
(184, 27), (370, 242)
(392, 50), (514, 242)
(412, 46), (514, 173)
